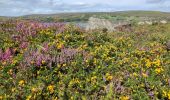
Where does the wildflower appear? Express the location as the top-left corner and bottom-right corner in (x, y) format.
(131, 63), (138, 67)
(74, 79), (80, 83)
(120, 96), (129, 100)
(168, 91), (170, 100)
(56, 42), (64, 49)
(31, 87), (37, 93)
(41, 60), (46, 64)
(69, 78), (80, 87)
(153, 59), (161, 67)
(105, 73), (113, 81)
(133, 72), (138, 77)
(91, 76), (97, 83)
(11, 88), (16, 92)
(162, 90), (170, 99)
(41, 43), (49, 52)
(162, 90), (167, 97)
(20, 42), (28, 49)
(142, 73), (148, 78)
(62, 64), (66, 67)
(155, 68), (164, 74)
(47, 85), (54, 94)
(26, 95), (31, 100)
(145, 59), (152, 68)
(1, 48), (12, 61)
(53, 97), (58, 100)
(19, 80), (25, 86)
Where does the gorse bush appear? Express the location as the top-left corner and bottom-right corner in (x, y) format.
(0, 20), (170, 100)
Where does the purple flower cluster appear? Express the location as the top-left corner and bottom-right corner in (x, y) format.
(16, 21), (65, 37)
(0, 48), (13, 61)
(23, 47), (81, 67)
(54, 48), (78, 64)
(24, 49), (51, 67)
(19, 42), (29, 49)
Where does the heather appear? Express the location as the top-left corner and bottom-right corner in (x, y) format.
(0, 20), (170, 100)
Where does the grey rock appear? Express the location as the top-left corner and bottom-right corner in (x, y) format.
(166, 41), (170, 50)
(86, 17), (116, 32)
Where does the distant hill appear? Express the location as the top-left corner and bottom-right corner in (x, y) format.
(1, 11), (170, 22)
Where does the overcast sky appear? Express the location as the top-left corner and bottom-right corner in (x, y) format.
(0, 0), (170, 16)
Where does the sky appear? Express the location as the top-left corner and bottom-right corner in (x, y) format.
(0, 0), (170, 16)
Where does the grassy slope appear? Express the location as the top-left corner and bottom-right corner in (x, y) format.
(15, 11), (170, 22)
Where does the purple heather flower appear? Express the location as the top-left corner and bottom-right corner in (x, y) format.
(148, 91), (154, 98)
(1, 48), (12, 61)
(20, 42), (29, 49)
(42, 43), (49, 52)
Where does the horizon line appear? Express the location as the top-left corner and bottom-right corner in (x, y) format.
(0, 10), (170, 17)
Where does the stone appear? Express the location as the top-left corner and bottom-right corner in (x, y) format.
(166, 41), (170, 50)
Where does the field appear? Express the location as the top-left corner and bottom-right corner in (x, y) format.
(0, 12), (170, 99)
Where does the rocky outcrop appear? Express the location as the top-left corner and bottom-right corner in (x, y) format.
(138, 20), (168, 25)
(160, 20), (167, 24)
(86, 17), (115, 32)
(86, 17), (132, 32)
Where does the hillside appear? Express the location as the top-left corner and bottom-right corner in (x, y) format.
(15, 11), (170, 22)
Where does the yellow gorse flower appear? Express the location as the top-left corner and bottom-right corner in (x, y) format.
(131, 63), (138, 67)
(105, 73), (113, 81)
(142, 73), (148, 78)
(26, 95), (31, 100)
(47, 85), (54, 94)
(41, 60), (46, 64)
(145, 59), (152, 68)
(168, 91), (170, 100)
(31, 87), (37, 93)
(163, 90), (167, 97)
(11, 88), (16, 92)
(162, 90), (170, 100)
(153, 59), (161, 66)
(19, 80), (25, 86)
(91, 76), (97, 84)
(133, 72), (138, 77)
(56, 42), (64, 49)
(120, 96), (129, 100)
(155, 67), (164, 74)
(69, 78), (80, 87)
